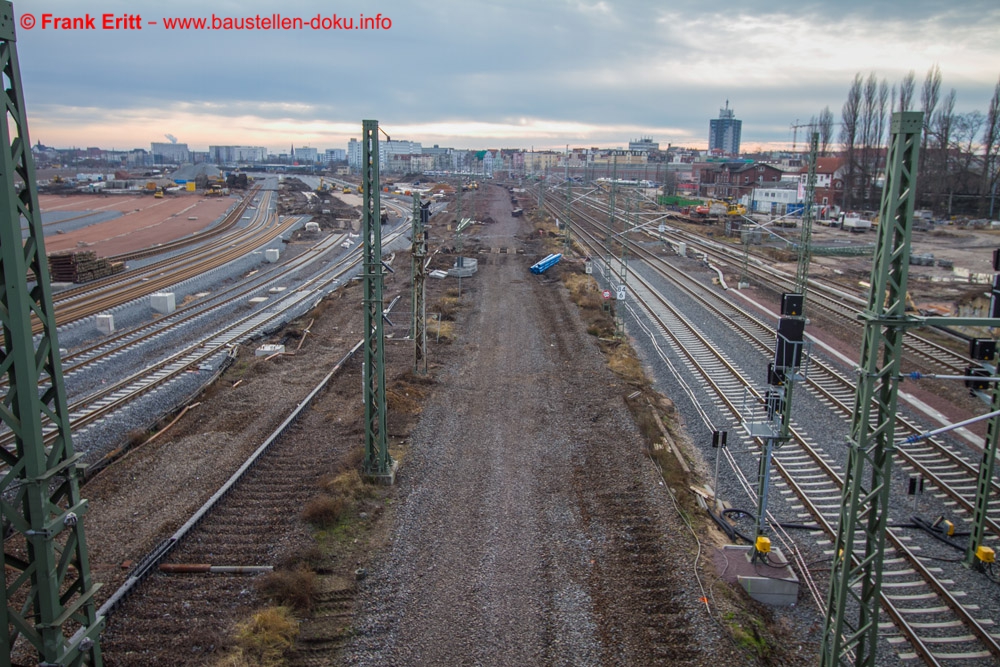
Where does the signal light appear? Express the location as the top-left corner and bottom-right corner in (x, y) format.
(781, 293), (803, 317)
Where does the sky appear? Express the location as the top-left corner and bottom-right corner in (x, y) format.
(12, 0), (1000, 154)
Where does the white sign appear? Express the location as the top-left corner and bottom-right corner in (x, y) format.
(658, 223), (665, 233)
(616, 286), (626, 301)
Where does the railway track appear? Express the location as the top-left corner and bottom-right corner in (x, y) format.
(96, 293), (401, 663)
(543, 194), (1000, 664)
(571, 192), (973, 376)
(1, 226), (409, 456)
(555, 194), (1000, 538)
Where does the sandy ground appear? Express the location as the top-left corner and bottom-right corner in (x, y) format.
(40, 193), (236, 256)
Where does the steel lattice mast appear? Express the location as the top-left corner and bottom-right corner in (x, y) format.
(821, 111), (922, 666)
(411, 193), (427, 374)
(0, 3), (104, 662)
(795, 133), (819, 296)
(361, 120), (392, 480)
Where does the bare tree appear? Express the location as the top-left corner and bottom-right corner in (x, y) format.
(984, 76), (1000, 218)
(950, 111), (986, 209)
(929, 88), (957, 212)
(819, 107), (834, 157)
(856, 73), (889, 209)
(899, 70), (915, 111)
(840, 73), (863, 211)
(919, 64), (942, 205)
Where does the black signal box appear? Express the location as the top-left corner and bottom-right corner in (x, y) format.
(966, 365), (992, 391)
(781, 293), (804, 317)
(970, 338), (997, 361)
(774, 317), (806, 370)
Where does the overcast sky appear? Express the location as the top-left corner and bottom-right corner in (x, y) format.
(13, 0), (1000, 153)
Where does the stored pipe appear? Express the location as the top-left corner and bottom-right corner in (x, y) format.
(159, 564), (273, 574)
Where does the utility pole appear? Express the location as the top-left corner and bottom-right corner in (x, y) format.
(605, 156), (618, 283)
(563, 149), (572, 253)
(411, 193), (427, 374)
(361, 120), (393, 482)
(795, 133), (819, 297)
(821, 112), (923, 666)
(0, 3), (105, 662)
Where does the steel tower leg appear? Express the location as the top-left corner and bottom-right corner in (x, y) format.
(411, 194), (427, 374)
(0, 3), (104, 663)
(361, 120), (392, 481)
(966, 365), (1000, 567)
(821, 112), (923, 667)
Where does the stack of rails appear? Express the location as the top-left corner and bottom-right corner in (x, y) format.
(48, 251), (125, 283)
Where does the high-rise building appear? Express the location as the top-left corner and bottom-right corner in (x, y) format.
(709, 101), (742, 156)
(209, 146), (267, 163)
(348, 138), (362, 169)
(323, 148), (346, 163)
(150, 142), (190, 164)
(294, 146), (319, 163)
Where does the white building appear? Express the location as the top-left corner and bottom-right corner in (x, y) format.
(323, 148), (346, 163)
(348, 139), (362, 169)
(752, 184), (801, 215)
(209, 145), (267, 163)
(347, 138), (423, 170)
(294, 146), (319, 163)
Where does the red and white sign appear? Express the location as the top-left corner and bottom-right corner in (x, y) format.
(602, 290), (611, 299)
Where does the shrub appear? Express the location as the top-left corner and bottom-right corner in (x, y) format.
(258, 568), (317, 612)
(233, 606), (299, 667)
(301, 495), (345, 528)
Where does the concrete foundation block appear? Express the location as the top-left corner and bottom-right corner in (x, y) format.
(96, 314), (114, 335)
(150, 292), (176, 314)
(719, 545), (799, 606)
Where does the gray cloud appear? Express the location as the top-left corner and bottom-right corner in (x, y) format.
(14, 0), (1000, 150)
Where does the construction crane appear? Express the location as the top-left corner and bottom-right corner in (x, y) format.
(789, 119), (814, 153)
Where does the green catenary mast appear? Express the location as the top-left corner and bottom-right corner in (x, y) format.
(360, 120), (393, 481)
(0, 3), (104, 663)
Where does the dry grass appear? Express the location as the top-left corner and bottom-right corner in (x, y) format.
(436, 296), (461, 321)
(215, 606), (299, 667)
(320, 469), (375, 502)
(386, 374), (430, 416)
(428, 318), (455, 341)
(301, 495), (346, 528)
(606, 342), (646, 387)
(258, 568), (318, 612)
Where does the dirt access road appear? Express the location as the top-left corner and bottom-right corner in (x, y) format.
(343, 185), (738, 665)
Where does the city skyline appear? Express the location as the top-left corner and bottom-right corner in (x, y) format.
(14, 0), (1000, 153)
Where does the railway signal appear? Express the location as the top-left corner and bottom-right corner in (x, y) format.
(0, 3), (105, 662)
